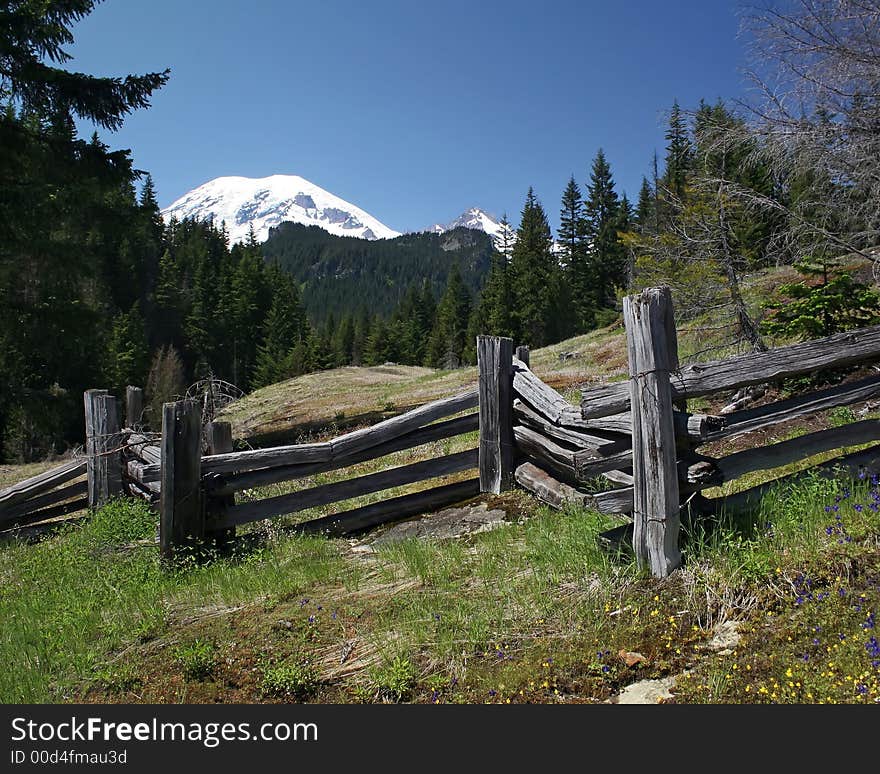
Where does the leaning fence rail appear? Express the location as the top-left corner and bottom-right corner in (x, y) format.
(0, 458), (88, 531)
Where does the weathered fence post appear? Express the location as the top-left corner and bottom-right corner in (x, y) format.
(624, 286), (682, 577)
(478, 335), (514, 494)
(84, 389), (123, 508)
(515, 344), (530, 368)
(205, 420), (233, 457)
(84, 389), (106, 507)
(204, 420), (235, 546)
(160, 400), (203, 559)
(126, 386), (144, 429)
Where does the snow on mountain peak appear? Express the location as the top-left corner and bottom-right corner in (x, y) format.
(161, 175), (401, 244)
(427, 207), (512, 241)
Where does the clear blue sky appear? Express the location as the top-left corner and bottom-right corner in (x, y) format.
(68, 0), (750, 234)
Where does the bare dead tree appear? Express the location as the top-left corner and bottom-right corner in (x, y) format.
(630, 177), (769, 355)
(729, 1), (880, 265)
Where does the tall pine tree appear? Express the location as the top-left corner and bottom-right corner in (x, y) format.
(509, 188), (559, 347)
(584, 150), (625, 309)
(559, 175), (593, 330)
(426, 263), (472, 369)
(663, 100), (692, 201)
(635, 177), (654, 234)
(251, 271), (310, 389)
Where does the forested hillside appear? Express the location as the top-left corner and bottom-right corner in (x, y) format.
(260, 222), (493, 324)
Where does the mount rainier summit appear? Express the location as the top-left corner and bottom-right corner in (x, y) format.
(162, 175), (506, 245)
(161, 175), (401, 245)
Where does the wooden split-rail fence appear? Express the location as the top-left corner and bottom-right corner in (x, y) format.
(3, 286), (880, 577)
(509, 286), (880, 576)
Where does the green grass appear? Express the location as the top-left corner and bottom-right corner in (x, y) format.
(1, 458), (879, 704)
(173, 639), (217, 681)
(673, 471), (880, 703)
(260, 657), (319, 700)
(0, 497), (347, 702)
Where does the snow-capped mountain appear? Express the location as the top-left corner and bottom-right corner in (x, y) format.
(427, 208), (512, 242)
(161, 175), (401, 244)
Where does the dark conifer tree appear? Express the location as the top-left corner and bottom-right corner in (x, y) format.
(252, 271), (309, 389)
(332, 314), (356, 366)
(664, 100), (692, 201)
(139, 174), (164, 243)
(314, 312), (336, 370)
(184, 254), (214, 370)
(476, 249), (514, 339)
(584, 150), (625, 309)
(351, 307), (371, 366)
(509, 188), (557, 347)
(559, 175), (593, 331)
(559, 176), (587, 269)
(365, 316), (393, 366)
(426, 263), (472, 368)
(636, 177), (654, 234)
(106, 302), (150, 397)
(287, 335), (314, 377)
(417, 280), (437, 333)
(0, 1), (169, 132)
(229, 244), (270, 389)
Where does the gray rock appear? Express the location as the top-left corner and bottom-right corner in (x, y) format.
(699, 620), (741, 654)
(365, 502), (509, 547)
(614, 676), (677, 704)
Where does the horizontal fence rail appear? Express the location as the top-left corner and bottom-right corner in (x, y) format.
(0, 459), (88, 531)
(217, 448), (479, 529)
(707, 373), (880, 442)
(151, 385), (482, 553)
(287, 478), (482, 538)
(135, 388), (479, 483)
(207, 413), (479, 497)
(580, 322), (880, 419)
(684, 419), (880, 488)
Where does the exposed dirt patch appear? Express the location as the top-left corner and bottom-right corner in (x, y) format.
(362, 503), (511, 548)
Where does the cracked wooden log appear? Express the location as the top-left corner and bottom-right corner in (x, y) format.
(513, 398), (628, 452)
(126, 433), (161, 466)
(514, 461), (633, 515)
(707, 374), (880, 443)
(512, 425), (633, 484)
(478, 336), (514, 494)
(682, 419), (880, 488)
(582, 322), (880, 419)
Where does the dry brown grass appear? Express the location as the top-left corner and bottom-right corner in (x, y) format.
(219, 365), (480, 443)
(220, 322), (629, 445)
